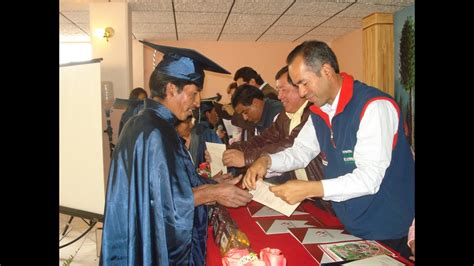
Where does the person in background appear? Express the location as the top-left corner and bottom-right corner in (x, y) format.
(175, 115), (194, 150)
(223, 66), (333, 214)
(231, 84), (283, 136)
(234, 66), (278, 100)
(189, 101), (223, 166)
(118, 87), (148, 136)
(243, 40), (414, 259)
(215, 82), (238, 120)
(214, 82), (242, 144)
(231, 66), (278, 142)
(100, 41), (252, 266)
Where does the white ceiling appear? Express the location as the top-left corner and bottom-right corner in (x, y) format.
(60, 0), (414, 43)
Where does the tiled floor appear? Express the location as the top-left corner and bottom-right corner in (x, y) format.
(59, 213), (101, 266)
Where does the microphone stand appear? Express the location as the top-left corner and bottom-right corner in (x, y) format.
(104, 108), (115, 157)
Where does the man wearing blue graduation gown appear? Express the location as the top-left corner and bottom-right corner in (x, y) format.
(100, 41), (253, 266)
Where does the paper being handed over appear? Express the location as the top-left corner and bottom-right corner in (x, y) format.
(249, 179), (300, 217)
(205, 142), (227, 176)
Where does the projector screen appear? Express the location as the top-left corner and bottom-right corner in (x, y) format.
(60, 59), (105, 219)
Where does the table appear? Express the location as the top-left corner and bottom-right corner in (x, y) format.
(206, 201), (413, 266)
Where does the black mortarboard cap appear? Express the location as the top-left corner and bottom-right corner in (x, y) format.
(199, 101), (215, 114)
(140, 40), (230, 87)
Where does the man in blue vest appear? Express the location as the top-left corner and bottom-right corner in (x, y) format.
(243, 40), (414, 259)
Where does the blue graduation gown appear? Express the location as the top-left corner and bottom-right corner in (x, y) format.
(100, 99), (209, 265)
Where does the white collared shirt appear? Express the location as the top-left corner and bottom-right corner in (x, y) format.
(269, 89), (399, 202)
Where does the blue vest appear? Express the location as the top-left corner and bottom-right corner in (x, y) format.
(310, 79), (414, 240)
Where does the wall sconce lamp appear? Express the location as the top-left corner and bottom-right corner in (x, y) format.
(103, 27), (114, 42)
(95, 27), (115, 42)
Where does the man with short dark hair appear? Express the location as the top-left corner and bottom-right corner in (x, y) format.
(231, 84), (283, 136)
(234, 66), (278, 100)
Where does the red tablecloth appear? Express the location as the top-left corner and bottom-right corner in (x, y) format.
(205, 201), (414, 266)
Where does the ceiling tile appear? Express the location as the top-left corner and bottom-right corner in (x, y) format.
(60, 16), (72, 25)
(60, 0), (414, 43)
(132, 11), (174, 23)
(264, 25), (312, 35)
(310, 26), (356, 36)
(60, 0), (89, 12)
(323, 17), (362, 28)
(61, 11), (90, 24)
(132, 23), (176, 33)
(176, 12), (228, 24)
(232, 0), (294, 14)
(357, 0), (414, 6)
(276, 15), (328, 27)
(338, 3), (405, 18)
(174, 0), (233, 12)
(286, 1), (353, 16)
(128, 0), (173, 11)
(177, 24), (221, 34)
(135, 32), (177, 40)
(222, 24), (268, 34)
(179, 33), (219, 41)
(227, 14), (279, 25)
(77, 23), (90, 34)
(60, 23), (90, 35)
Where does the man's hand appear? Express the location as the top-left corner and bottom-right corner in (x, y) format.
(212, 179), (253, 208)
(269, 180), (322, 205)
(193, 175), (251, 207)
(213, 171), (243, 185)
(243, 155), (271, 190)
(222, 149), (245, 167)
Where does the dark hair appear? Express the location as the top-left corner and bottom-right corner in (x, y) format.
(129, 87), (148, 100)
(227, 82), (238, 94)
(287, 40), (339, 76)
(231, 84), (264, 108)
(233, 66), (264, 85)
(274, 66), (288, 80)
(149, 69), (201, 99)
(274, 65), (296, 86)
